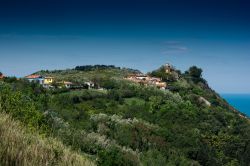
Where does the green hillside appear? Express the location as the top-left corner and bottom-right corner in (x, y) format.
(0, 64), (249, 166)
(35, 65), (141, 83)
(0, 112), (95, 166)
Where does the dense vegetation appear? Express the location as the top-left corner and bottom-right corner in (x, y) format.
(0, 112), (94, 166)
(0, 65), (249, 166)
(36, 65), (141, 84)
(75, 65), (123, 71)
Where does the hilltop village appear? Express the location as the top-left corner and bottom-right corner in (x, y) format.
(125, 63), (179, 89)
(23, 63), (178, 90)
(125, 74), (167, 89)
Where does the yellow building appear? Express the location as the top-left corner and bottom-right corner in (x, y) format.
(44, 77), (54, 84)
(165, 63), (173, 74)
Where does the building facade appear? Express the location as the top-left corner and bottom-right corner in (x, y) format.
(125, 74), (167, 89)
(25, 75), (54, 88)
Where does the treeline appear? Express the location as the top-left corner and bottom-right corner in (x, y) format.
(75, 65), (141, 74)
(75, 65), (120, 71)
(36, 65), (141, 77)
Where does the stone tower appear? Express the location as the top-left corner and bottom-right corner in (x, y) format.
(165, 63), (172, 74)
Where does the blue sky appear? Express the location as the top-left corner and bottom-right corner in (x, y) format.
(0, 0), (250, 93)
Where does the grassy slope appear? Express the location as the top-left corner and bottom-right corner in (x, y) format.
(35, 68), (134, 82)
(0, 112), (95, 166)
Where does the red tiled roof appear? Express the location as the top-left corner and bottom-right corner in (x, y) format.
(0, 75), (5, 79)
(64, 81), (73, 85)
(25, 74), (41, 79)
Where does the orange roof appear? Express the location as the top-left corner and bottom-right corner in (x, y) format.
(25, 74), (42, 79)
(0, 75), (5, 79)
(64, 81), (73, 85)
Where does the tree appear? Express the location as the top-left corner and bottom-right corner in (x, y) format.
(185, 66), (204, 83)
(150, 66), (178, 82)
(187, 66), (203, 78)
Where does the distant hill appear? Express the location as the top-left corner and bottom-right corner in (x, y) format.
(35, 65), (141, 83)
(1, 64), (249, 166)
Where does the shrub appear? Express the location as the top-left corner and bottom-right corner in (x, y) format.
(0, 113), (95, 166)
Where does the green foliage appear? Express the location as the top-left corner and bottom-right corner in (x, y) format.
(187, 66), (203, 78)
(141, 149), (167, 166)
(150, 66), (178, 82)
(0, 65), (249, 166)
(0, 112), (95, 166)
(75, 65), (120, 71)
(0, 83), (48, 132)
(184, 66), (206, 84)
(97, 146), (139, 166)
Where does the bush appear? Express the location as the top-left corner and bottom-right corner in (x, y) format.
(0, 113), (95, 166)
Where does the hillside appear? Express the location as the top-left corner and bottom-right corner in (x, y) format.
(0, 112), (95, 166)
(35, 65), (141, 83)
(0, 64), (250, 166)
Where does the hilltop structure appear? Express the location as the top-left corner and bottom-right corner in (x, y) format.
(25, 74), (54, 88)
(164, 63), (180, 80)
(125, 74), (167, 89)
(62, 81), (73, 89)
(165, 63), (175, 74)
(125, 63), (180, 89)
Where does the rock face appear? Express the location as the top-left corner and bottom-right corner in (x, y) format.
(198, 96), (211, 107)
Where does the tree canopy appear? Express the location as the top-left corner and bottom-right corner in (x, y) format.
(187, 66), (203, 78)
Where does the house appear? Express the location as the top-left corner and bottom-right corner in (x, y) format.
(63, 81), (73, 88)
(0, 73), (5, 79)
(154, 81), (167, 89)
(125, 74), (167, 89)
(44, 77), (54, 84)
(56, 81), (72, 89)
(147, 77), (167, 89)
(42, 77), (54, 88)
(25, 75), (54, 88)
(149, 77), (162, 82)
(84, 81), (95, 89)
(126, 74), (137, 80)
(25, 74), (44, 84)
(135, 75), (148, 80)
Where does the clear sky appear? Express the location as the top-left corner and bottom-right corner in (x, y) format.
(0, 0), (250, 93)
